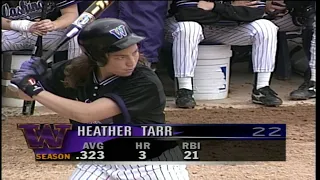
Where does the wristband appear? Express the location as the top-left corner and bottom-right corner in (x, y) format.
(24, 82), (44, 97)
(22, 78), (44, 97)
(10, 20), (35, 32)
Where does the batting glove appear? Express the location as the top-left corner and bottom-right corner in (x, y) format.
(20, 57), (48, 78)
(10, 69), (44, 97)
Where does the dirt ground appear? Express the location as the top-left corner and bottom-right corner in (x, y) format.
(1, 105), (315, 180)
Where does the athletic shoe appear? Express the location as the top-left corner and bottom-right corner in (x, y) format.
(176, 89), (196, 108)
(290, 80), (316, 100)
(252, 86), (283, 106)
(2, 113), (6, 121)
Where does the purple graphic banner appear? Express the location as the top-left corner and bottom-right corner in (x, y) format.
(17, 124), (181, 154)
(17, 123), (285, 155)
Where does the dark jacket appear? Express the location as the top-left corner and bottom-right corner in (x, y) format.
(78, 1), (168, 63)
(290, 1), (315, 27)
(285, 1), (315, 19)
(169, 0), (265, 26)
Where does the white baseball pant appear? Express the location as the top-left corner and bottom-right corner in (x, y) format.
(1, 28), (82, 59)
(272, 13), (316, 75)
(165, 17), (278, 78)
(309, 15), (316, 72)
(69, 146), (189, 180)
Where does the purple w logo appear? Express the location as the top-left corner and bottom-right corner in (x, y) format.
(18, 124), (72, 149)
(109, 25), (128, 39)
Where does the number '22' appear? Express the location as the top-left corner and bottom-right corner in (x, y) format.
(253, 127), (282, 137)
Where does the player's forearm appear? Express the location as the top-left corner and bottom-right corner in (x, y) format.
(34, 91), (97, 123)
(53, 12), (78, 30)
(2, 17), (35, 31)
(1, 17), (12, 30)
(213, 3), (265, 22)
(34, 91), (88, 121)
(33, 90), (121, 123)
(53, 4), (79, 30)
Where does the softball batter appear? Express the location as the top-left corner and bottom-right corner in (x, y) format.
(11, 18), (189, 180)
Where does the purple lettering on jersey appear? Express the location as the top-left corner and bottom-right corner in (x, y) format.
(1, 1), (55, 20)
(2, 3), (10, 17)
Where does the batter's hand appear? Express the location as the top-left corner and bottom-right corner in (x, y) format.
(10, 69), (44, 97)
(29, 23), (47, 36)
(266, 0), (288, 17)
(17, 89), (34, 101)
(20, 57), (48, 79)
(32, 19), (56, 33)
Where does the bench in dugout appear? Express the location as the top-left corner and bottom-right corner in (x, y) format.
(1, 50), (68, 114)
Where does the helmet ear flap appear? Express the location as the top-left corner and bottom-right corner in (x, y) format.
(96, 53), (108, 67)
(82, 48), (108, 67)
(83, 51), (97, 64)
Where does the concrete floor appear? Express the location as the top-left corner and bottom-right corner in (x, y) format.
(2, 62), (315, 117)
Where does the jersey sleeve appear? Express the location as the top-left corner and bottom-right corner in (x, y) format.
(174, 1), (265, 25)
(55, 0), (79, 9)
(103, 67), (166, 123)
(212, 2), (265, 22)
(38, 60), (74, 99)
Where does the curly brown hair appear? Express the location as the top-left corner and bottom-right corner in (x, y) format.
(62, 54), (148, 89)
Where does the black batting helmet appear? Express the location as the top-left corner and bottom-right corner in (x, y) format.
(78, 18), (145, 67)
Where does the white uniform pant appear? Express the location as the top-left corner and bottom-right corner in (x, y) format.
(309, 15), (316, 71)
(272, 13), (316, 73)
(69, 146), (189, 180)
(165, 17), (279, 78)
(1, 28), (82, 59)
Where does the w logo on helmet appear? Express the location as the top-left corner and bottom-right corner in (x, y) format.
(109, 25), (128, 39)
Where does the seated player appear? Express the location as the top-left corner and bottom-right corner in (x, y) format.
(77, 1), (168, 69)
(10, 18), (190, 180)
(1, 0), (82, 59)
(264, 0), (316, 99)
(165, 0), (282, 108)
(290, 15), (316, 100)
